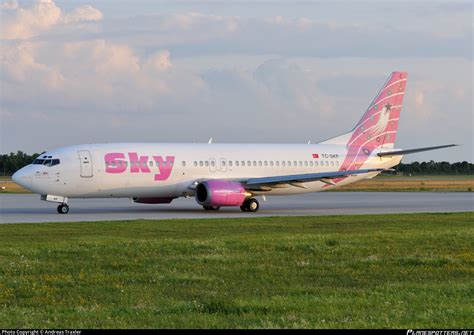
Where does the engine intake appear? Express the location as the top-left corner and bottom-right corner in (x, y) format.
(195, 180), (248, 207)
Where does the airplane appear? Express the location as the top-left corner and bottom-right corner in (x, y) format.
(12, 71), (457, 214)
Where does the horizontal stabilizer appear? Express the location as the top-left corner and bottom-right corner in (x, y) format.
(377, 144), (458, 157)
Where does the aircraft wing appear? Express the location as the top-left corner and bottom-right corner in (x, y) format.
(244, 168), (384, 189)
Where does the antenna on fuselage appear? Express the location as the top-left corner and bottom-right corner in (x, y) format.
(208, 137), (213, 144)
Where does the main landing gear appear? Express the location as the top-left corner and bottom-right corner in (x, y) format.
(57, 203), (69, 214)
(203, 205), (220, 211)
(240, 198), (259, 212)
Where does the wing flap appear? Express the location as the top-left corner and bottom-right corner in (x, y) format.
(245, 168), (383, 187)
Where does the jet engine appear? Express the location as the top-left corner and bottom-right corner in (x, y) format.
(195, 180), (248, 207)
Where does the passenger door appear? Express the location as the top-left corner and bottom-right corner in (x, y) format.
(209, 158), (216, 173)
(78, 150), (93, 178)
(219, 158), (227, 172)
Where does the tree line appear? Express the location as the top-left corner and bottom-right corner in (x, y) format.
(0, 151), (472, 176)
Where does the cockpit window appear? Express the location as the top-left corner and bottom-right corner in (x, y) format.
(32, 158), (60, 166)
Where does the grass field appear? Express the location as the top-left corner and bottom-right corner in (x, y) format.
(1, 175), (473, 194)
(335, 175), (474, 192)
(0, 213), (473, 328)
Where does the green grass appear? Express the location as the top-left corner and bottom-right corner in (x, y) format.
(0, 213), (473, 328)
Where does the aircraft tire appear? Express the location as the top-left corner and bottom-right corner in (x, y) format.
(247, 198), (259, 212)
(57, 204), (69, 214)
(241, 198), (259, 212)
(203, 205), (220, 211)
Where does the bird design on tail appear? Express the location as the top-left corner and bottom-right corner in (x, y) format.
(323, 71), (408, 185)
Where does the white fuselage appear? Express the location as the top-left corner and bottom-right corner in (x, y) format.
(14, 143), (402, 199)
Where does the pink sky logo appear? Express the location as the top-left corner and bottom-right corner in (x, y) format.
(105, 152), (175, 181)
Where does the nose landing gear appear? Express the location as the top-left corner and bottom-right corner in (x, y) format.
(57, 203), (69, 214)
(41, 194), (70, 214)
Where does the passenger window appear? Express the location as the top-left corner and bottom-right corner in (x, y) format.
(182, 161), (186, 167)
(270, 161), (274, 167)
(205, 161), (209, 167)
(304, 161), (308, 167)
(315, 161), (319, 166)
(299, 161), (303, 167)
(199, 161), (203, 167)
(241, 161), (245, 166)
(294, 161), (297, 166)
(229, 161), (232, 167)
(264, 161), (268, 167)
(247, 161), (251, 166)
(326, 161), (329, 166)
(222, 161), (226, 167)
(253, 161), (257, 167)
(310, 161), (313, 167)
(149, 161), (153, 167)
(194, 161), (197, 167)
(282, 161), (285, 167)
(275, 161), (279, 167)
(235, 161), (239, 167)
(211, 161), (215, 167)
(331, 161), (334, 166)
(258, 161), (262, 166)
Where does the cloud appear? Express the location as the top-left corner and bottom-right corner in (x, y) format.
(0, 0), (102, 40)
(144, 50), (172, 72)
(415, 92), (424, 107)
(61, 5), (103, 25)
(0, 1), (471, 162)
(0, 0), (17, 10)
(0, 36), (206, 118)
(0, 42), (64, 89)
(102, 9), (472, 60)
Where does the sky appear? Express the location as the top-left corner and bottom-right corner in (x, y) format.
(0, 0), (472, 162)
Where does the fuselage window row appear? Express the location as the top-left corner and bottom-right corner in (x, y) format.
(186, 160), (340, 168)
(104, 159), (340, 169)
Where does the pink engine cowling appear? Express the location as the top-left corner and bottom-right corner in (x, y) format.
(195, 180), (248, 207)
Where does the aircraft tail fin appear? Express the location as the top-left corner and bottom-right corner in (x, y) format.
(322, 71), (408, 150)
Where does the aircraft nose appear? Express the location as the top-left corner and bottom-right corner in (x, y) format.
(12, 167), (32, 189)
